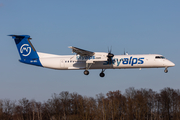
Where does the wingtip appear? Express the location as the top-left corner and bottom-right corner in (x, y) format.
(68, 46), (73, 48)
(8, 34), (14, 37)
(8, 34), (30, 37)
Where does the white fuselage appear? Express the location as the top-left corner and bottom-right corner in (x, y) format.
(37, 52), (175, 70)
(9, 34), (175, 77)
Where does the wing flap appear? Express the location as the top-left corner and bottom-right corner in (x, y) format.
(68, 67), (85, 69)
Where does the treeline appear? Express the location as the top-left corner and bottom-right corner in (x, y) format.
(0, 87), (180, 120)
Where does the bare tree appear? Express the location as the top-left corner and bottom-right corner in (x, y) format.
(0, 100), (3, 119)
(96, 93), (105, 120)
(0, 87), (180, 120)
(3, 99), (15, 120)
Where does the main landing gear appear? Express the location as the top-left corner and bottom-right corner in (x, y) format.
(84, 70), (89, 75)
(83, 69), (106, 77)
(164, 67), (168, 73)
(84, 62), (106, 77)
(99, 69), (105, 77)
(84, 63), (92, 75)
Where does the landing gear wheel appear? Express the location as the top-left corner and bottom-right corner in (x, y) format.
(100, 72), (105, 77)
(164, 68), (168, 73)
(84, 70), (89, 75)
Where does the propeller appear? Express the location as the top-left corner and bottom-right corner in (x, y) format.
(107, 46), (114, 64)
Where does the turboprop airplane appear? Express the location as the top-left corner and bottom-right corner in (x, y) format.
(9, 35), (175, 77)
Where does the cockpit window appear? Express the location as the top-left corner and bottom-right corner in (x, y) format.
(155, 56), (165, 59)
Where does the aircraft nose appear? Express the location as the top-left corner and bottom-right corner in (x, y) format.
(168, 61), (175, 67)
(171, 62), (175, 67)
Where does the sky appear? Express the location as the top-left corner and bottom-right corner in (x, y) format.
(0, 0), (180, 102)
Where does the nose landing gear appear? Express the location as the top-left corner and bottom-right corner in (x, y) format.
(164, 67), (168, 73)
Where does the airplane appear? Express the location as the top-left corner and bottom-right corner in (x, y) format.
(9, 35), (175, 77)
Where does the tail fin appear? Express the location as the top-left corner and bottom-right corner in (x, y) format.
(9, 35), (42, 66)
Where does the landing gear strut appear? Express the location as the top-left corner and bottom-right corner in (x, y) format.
(99, 69), (106, 77)
(164, 67), (168, 73)
(84, 63), (93, 76)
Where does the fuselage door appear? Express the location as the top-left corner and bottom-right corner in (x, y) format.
(60, 59), (65, 68)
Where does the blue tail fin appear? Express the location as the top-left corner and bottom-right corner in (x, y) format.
(9, 35), (42, 66)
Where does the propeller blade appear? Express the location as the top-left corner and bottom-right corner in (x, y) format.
(107, 46), (114, 64)
(110, 46), (112, 53)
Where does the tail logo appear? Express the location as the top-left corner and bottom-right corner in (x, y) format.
(20, 44), (31, 56)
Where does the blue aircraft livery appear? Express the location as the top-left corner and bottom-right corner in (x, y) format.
(76, 55), (144, 66)
(104, 57), (144, 66)
(76, 56), (95, 60)
(9, 35), (175, 78)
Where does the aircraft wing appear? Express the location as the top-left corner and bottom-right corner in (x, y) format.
(69, 46), (95, 56)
